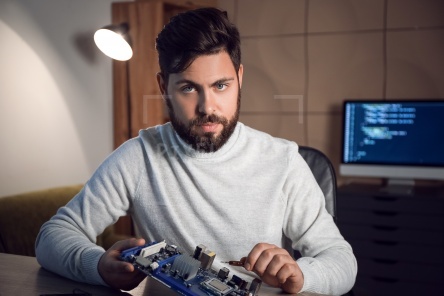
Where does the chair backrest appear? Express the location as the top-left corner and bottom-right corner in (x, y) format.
(298, 146), (337, 221)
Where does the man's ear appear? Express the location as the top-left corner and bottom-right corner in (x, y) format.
(156, 72), (167, 97)
(238, 64), (244, 89)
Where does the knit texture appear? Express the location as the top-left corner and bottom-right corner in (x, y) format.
(36, 122), (356, 295)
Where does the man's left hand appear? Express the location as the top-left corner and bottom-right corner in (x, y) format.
(243, 243), (304, 294)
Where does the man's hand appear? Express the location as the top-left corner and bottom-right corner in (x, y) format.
(98, 238), (147, 290)
(243, 243), (304, 294)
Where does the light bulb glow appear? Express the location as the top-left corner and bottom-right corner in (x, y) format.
(94, 28), (133, 61)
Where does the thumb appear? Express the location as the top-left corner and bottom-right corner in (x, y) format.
(111, 238), (146, 252)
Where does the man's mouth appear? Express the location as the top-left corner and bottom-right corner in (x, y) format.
(199, 123), (219, 133)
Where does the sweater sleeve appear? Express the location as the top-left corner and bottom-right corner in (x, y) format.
(282, 149), (357, 295)
(35, 138), (145, 285)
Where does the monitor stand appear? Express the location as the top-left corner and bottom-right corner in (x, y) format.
(380, 178), (415, 195)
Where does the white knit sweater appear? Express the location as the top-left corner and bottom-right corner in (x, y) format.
(36, 122), (357, 295)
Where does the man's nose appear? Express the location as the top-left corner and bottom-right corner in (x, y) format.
(198, 90), (216, 115)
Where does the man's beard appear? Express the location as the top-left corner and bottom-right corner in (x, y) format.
(166, 92), (240, 153)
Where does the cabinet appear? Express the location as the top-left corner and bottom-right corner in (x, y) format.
(337, 184), (444, 296)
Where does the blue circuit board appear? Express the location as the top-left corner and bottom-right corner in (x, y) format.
(120, 241), (262, 296)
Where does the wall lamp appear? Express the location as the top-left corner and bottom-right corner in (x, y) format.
(94, 23), (133, 61)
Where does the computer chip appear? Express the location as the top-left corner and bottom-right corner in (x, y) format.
(201, 278), (233, 295)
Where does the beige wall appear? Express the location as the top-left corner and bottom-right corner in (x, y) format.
(1, 0), (443, 196)
(218, 0), (444, 185)
(0, 0), (116, 196)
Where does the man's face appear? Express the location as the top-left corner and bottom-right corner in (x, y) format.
(158, 51), (243, 152)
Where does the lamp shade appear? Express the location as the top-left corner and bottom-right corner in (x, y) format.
(94, 23), (133, 61)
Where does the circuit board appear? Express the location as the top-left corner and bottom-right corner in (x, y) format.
(120, 241), (262, 296)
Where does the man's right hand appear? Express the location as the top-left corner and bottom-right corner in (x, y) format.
(98, 238), (147, 290)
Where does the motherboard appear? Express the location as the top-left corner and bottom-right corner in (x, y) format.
(120, 241), (262, 296)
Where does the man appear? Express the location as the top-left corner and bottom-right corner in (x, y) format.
(36, 7), (357, 295)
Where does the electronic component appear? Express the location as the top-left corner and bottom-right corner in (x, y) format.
(199, 249), (216, 270)
(217, 267), (230, 280)
(140, 240), (167, 257)
(249, 278), (262, 295)
(135, 255), (152, 268)
(229, 274), (248, 290)
(120, 240), (262, 296)
(200, 278), (233, 296)
(193, 244), (206, 260)
(171, 254), (200, 281)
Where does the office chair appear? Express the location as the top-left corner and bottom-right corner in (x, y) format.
(291, 146), (337, 254)
(299, 146), (355, 296)
(298, 145), (337, 221)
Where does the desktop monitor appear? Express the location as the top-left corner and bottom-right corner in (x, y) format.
(340, 100), (444, 188)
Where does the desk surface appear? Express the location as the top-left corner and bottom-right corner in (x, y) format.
(0, 253), (326, 296)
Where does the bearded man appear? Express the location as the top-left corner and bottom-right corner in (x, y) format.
(36, 7), (357, 295)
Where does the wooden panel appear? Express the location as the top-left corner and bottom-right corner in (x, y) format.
(112, 1), (165, 147)
(111, 1), (196, 236)
(128, 1), (164, 137)
(112, 3), (131, 149)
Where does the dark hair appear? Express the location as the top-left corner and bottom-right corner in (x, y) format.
(155, 7), (241, 81)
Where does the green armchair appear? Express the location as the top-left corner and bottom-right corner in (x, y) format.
(0, 185), (126, 256)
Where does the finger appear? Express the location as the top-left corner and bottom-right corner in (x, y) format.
(253, 249), (289, 276)
(106, 257), (137, 273)
(275, 262), (297, 284)
(244, 243), (277, 271)
(262, 253), (293, 279)
(279, 264), (304, 294)
(111, 238), (146, 252)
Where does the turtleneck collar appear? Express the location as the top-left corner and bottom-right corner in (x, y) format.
(170, 122), (242, 160)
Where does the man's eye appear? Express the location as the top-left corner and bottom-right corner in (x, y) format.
(216, 83), (228, 91)
(181, 86), (195, 93)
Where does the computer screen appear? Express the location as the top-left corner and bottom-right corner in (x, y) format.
(340, 100), (444, 182)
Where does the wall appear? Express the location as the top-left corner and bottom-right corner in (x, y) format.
(1, 0), (443, 196)
(0, 0), (117, 196)
(218, 0), (444, 185)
